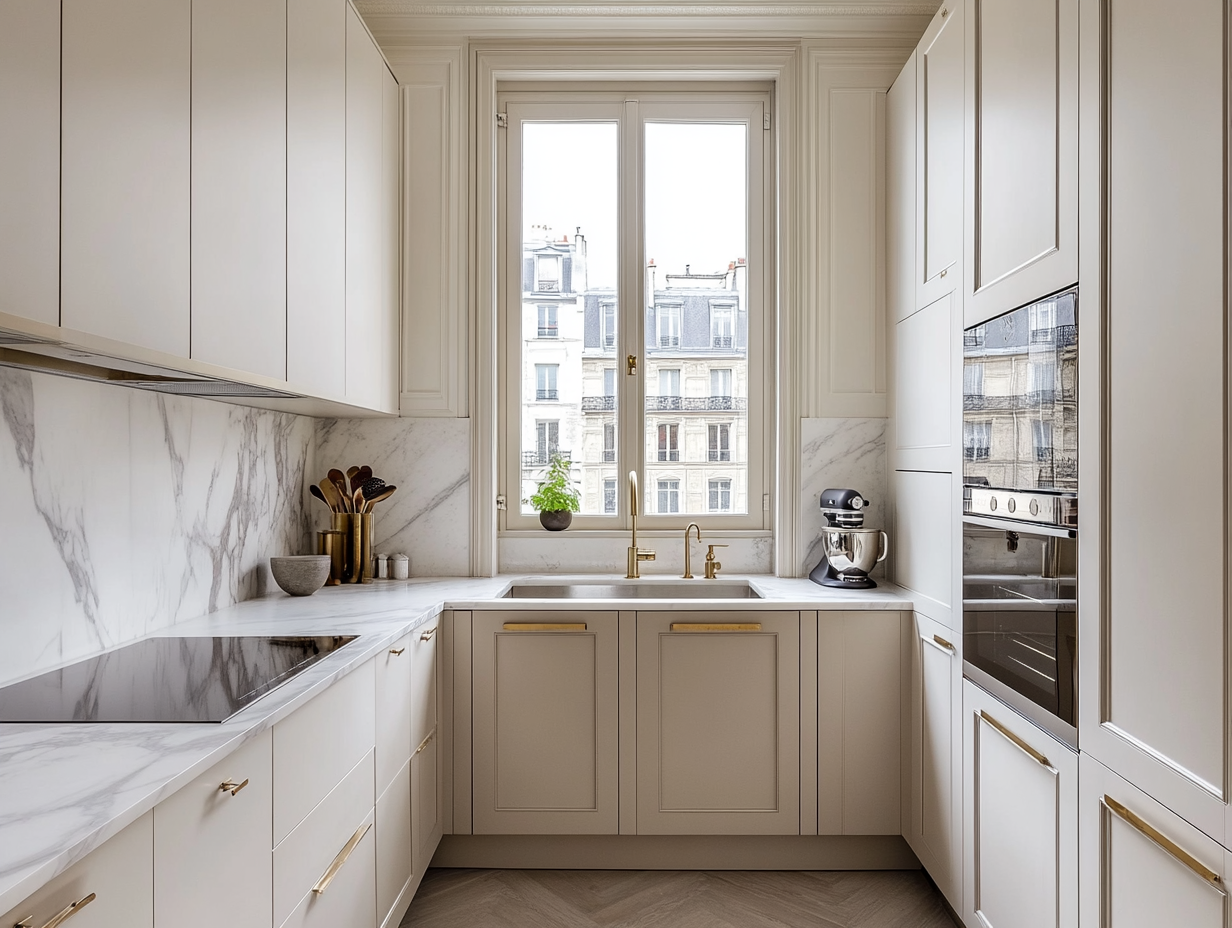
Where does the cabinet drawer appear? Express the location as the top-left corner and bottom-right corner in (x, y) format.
(376, 758), (412, 927)
(411, 620), (439, 751)
(154, 730), (272, 928)
(1, 812), (153, 928)
(274, 660), (374, 844)
(274, 749), (374, 926)
(376, 633), (413, 798)
(412, 726), (442, 880)
(278, 809), (376, 928)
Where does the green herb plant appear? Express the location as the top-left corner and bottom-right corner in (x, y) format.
(524, 454), (581, 513)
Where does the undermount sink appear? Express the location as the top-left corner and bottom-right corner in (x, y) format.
(502, 581), (762, 600)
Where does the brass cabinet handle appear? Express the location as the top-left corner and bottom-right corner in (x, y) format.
(389, 647), (406, 656)
(219, 778), (249, 797)
(502, 622), (586, 631)
(420, 626), (438, 641)
(415, 727), (437, 756)
(979, 710), (1052, 769)
(22, 893), (97, 928)
(670, 622), (762, 632)
(940, 267), (948, 277)
(1102, 795), (1223, 889)
(928, 634), (956, 654)
(312, 822), (372, 895)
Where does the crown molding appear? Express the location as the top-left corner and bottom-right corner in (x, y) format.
(355, 1), (939, 15)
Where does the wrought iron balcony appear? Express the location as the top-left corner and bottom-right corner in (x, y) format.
(535, 388), (559, 401)
(537, 325), (559, 338)
(711, 336), (733, 349)
(582, 395), (617, 412)
(645, 395), (747, 412)
(522, 449), (571, 468)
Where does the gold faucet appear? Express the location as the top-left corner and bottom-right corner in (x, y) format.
(704, 544), (728, 579)
(682, 523), (702, 578)
(626, 471), (656, 578)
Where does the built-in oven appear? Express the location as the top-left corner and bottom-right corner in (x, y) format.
(961, 287), (1078, 748)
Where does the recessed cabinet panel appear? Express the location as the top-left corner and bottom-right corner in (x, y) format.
(61, 0), (191, 356)
(0, 0), (59, 327)
(412, 728), (442, 880)
(888, 53), (916, 326)
(191, 0), (287, 380)
(892, 470), (954, 625)
(894, 294), (953, 469)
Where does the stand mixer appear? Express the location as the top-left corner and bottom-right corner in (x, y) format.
(808, 488), (889, 589)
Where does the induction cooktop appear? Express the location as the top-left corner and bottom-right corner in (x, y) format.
(0, 636), (357, 723)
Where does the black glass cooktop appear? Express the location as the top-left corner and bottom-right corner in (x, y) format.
(0, 636), (357, 723)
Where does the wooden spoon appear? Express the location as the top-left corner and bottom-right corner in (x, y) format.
(319, 478), (345, 513)
(309, 483), (334, 513)
(363, 485), (397, 512)
(327, 469), (351, 512)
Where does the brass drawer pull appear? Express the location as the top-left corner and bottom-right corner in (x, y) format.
(502, 622), (586, 631)
(219, 778), (249, 797)
(415, 728), (437, 756)
(22, 892), (97, 928)
(312, 822), (372, 895)
(420, 626), (438, 641)
(929, 634), (956, 654)
(670, 622), (762, 632)
(979, 710), (1052, 769)
(1102, 795), (1223, 889)
(389, 647), (406, 656)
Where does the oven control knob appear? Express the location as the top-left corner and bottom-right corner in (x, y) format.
(1029, 498), (1040, 516)
(989, 496), (998, 512)
(1007, 498), (1017, 513)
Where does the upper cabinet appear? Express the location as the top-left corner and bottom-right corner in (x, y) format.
(964, 0), (1078, 326)
(60, 0), (191, 356)
(0, 1), (60, 329)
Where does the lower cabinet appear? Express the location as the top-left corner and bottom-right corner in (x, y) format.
(636, 611), (800, 835)
(1080, 753), (1231, 928)
(471, 611), (619, 834)
(278, 810), (377, 928)
(963, 681), (1077, 928)
(376, 758), (412, 928)
(0, 812), (153, 928)
(412, 724), (442, 880)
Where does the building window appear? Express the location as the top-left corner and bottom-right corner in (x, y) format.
(963, 420), (991, 461)
(601, 302), (616, 349)
(710, 368), (732, 409)
(1029, 359), (1057, 398)
(604, 367), (616, 396)
(537, 254), (560, 291)
(963, 324), (986, 349)
(657, 478), (680, 514)
(657, 423), (679, 462)
(603, 477), (617, 513)
(711, 303), (734, 349)
(708, 478), (732, 512)
(657, 303), (681, 349)
(1033, 419), (1054, 461)
(657, 368), (681, 411)
(535, 363), (558, 401)
(603, 421), (616, 463)
(963, 362), (984, 398)
(1029, 299), (1056, 343)
(708, 423), (731, 462)
(537, 304), (558, 338)
(535, 420), (559, 465)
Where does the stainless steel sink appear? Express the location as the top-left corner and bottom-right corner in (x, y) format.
(502, 581), (762, 600)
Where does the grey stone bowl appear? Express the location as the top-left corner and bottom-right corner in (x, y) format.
(270, 555), (331, 596)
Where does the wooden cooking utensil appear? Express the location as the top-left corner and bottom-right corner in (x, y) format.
(327, 469), (351, 512)
(319, 478), (345, 513)
(309, 483), (334, 513)
(363, 485), (396, 512)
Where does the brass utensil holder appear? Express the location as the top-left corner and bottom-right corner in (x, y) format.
(330, 513), (374, 584)
(316, 529), (345, 585)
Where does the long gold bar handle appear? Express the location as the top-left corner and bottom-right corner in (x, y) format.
(312, 822), (372, 895)
(670, 623), (762, 632)
(415, 728), (437, 756)
(502, 623), (587, 631)
(219, 778), (249, 797)
(37, 893), (97, 928)
(1102, 796), (1223, 889)
(420, 626), (438, 641)
(929, 634), (956, 653)
(979, 710), (1052, 769)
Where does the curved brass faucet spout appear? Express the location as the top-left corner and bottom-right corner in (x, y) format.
(682, 523), (702, 579)
(626, 471), (656, 578)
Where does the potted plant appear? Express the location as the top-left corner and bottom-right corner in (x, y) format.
(525, 454), (581, 531)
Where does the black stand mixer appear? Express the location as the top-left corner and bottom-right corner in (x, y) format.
(808, 488), (888, 589)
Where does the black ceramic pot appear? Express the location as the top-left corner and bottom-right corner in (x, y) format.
(539, 510), (572, 531)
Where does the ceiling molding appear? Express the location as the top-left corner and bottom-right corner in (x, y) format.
(355, 2), (940, 16)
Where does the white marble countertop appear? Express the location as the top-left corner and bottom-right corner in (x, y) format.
(0, 574), (913, 913)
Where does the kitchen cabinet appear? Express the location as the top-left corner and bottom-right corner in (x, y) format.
(0, 0), (59, 328)
(345, 6), (400, 413)
(376, 632), (414, 798)
(287, 0), (347, 398)
(962, 680), (1077, 928)
(1077, 0), (1232, 842)
(377, 759), (413, 928)
(191, 0), (288, 381)
(636, 611), (800, 835)
(471, 611), (619, 835)
(905, 610), (962, 910)
(963, 0), (1078, 327)
(888, 51), (915, 327)
(891, 470), (956, 627)
(154, 730), (272, 928)
(892, 298), (955, 473)
(1079, 753), (1230, 928)
(0, 812), (153, 928)
(411, 721), (442, 880)
(817, 611), (905, 835)
(914, 1), (964, 314)
(60, 0), (191, 356)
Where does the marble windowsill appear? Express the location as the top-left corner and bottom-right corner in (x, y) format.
(0, 574), (914, 915)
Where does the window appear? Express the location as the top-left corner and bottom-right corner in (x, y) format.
(963, 324), (986, 349)
(535, 364), (558, 401)
(1033, 419), (1054, 462)
(501, 91), (770, 526)
(1029, 299), (1056, 343)
(657, 423), (679, 462)
(535, 420), (559, 465)
(708, 478), (732, 512)
(711, 303), (734, 349)
(963, 362), (984, 398)
(603, 477), (617, 513)
(657, 478), (680, 513)
(708, 423), (731, 462)
(1029, 359), (1057, 398)
(537, 304), (558, 338)
(963, 420), (991, 461)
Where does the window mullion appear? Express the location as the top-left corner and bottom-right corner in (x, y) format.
(619, 98), (644, 526)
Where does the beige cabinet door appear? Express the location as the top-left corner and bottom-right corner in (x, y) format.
(887, 52), (916, 327)
(962, 681), (1077, 928)
(817, 611), (904, 835)
(892, 296), (956, 473)
(1, 812), (153, 928)
(905, 611), (961, 909)
(376, 757), (412, 928)
(153, 730), (272, 928)
(412, 725), (442, 880)
(964, 0), (1078, 327)
(60, 0), (190, 356)
(191, 0), (287, 380)
(376, 633), (414, 799)
(472, 611), (619, 835)
(891, 470), (957, 628)
(914, 1), (964, 313)
(0, 0), (59, 327)
(1080, 754), (1230, 928)
(411, 620), (440, 750)
(636, 611), (800, 835)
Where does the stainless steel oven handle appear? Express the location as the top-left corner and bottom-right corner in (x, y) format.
(963, 515), (1077, 539)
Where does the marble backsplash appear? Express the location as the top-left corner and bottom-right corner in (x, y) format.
(0, 369), (314, 686)
(314, 417), (471, 577)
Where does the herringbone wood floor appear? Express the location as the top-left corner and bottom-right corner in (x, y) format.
(401, 869), (960, 927)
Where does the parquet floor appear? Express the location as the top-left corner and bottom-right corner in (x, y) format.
(401, 868), (960, 928)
